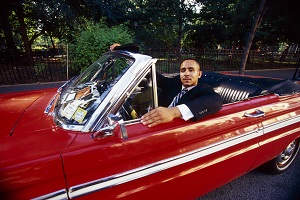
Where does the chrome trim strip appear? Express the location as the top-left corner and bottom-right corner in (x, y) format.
(264, 115), (300, 134)
(33, 189), (68, 200)
(54, 117), (84, 131)
(68, 129), (262, 198)
(33, 115), (300, 199)
(151, 61), (158, 108)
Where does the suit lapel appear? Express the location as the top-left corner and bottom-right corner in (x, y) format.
(176, 84), (203, 105)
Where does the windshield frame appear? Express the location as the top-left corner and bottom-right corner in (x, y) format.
(53, 51), (153, 132)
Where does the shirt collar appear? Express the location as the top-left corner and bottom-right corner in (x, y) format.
(182, 85), (196, 91)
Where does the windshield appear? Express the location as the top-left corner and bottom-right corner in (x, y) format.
(54, 53), (134, 127)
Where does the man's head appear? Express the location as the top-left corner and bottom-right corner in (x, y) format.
(179, 59), (202, 87)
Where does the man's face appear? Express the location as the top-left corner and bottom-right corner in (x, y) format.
(180, 60), (202, 87)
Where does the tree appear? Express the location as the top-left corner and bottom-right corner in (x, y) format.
(0, 0), (86, 47)
(184, 0), (258, 49)
(1, 0), (299, 68)
(82, 0), (134, 26)
(0, 2), (17, 50)
(126, 0), (200, 49)
(239, 0), (267, 74)
(69, 21), (133, 72)
(14, 0), (35, 64)
(263, 0), (300, 44)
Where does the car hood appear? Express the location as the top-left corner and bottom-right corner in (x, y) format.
(0, 88), (58, 140)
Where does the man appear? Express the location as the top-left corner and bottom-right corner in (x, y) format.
(141, 59), (223, 127)
(110, 43), (223, 127)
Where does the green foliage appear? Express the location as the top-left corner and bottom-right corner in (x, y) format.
(1, 0), (299, 61)
(34, 62), (47, 75)
(128, 0), (201, 48)
(184, 0), (258, 49)
(69, 20), (133, 72)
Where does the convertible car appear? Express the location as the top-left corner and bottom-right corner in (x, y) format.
(1, 50), (300, 200)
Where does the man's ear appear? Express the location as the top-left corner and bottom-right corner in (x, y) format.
(198, 71), (202, 78)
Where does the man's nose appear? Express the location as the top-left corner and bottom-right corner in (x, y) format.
(184, 70), (189, 75)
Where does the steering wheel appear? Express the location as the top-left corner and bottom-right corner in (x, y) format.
(121, 101), (138, 120)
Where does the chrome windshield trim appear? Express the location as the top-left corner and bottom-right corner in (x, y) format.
(84, 58), (157, 132)
(54, 117), (84, 131)
(52, 51), (153, 133)
(68, 129), (262, 198)
(151, 61), (158, 108)
(81, 53), (153, 132)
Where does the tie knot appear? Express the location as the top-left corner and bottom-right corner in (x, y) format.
(181, 88), (188, 94)
(169, 88), (188, 107)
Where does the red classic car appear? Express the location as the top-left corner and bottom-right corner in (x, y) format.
(1, 50), (300, 200)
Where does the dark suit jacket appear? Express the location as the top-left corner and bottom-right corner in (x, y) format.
(156, 73), (223, 121)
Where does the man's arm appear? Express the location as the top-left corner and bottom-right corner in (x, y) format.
(184, 91), (223, 121)
(141, 107), (182, 127)
(141, 88), (223, 127)
(176, 104), (194, 120)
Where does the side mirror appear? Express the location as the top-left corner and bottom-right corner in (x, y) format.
(91, 114), (128, 139)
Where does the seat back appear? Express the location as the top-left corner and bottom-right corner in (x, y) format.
(200, 74), (263, 104)
(217, 80), (262, 104)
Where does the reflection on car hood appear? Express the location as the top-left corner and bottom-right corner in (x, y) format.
(0, 89), (57, 139)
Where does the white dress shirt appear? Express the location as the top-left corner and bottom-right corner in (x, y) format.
(176, 86), (195, 121)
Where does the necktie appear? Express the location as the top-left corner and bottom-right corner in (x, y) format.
(169, 88), (188, 107)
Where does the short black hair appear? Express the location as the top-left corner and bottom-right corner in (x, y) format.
(182, 58), (201, 70)
(183, 57), (197, 62)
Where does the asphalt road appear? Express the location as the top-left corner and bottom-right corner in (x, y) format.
(0, 68), (299, 200)
(0, 81), (64, 94)
(198, 155), (300, 200)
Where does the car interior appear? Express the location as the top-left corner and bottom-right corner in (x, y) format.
(199, 72), (300, 104)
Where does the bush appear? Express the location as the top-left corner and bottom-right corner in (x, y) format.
(70, 20), (133, 72)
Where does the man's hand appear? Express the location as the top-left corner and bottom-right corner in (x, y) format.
(110, 43), (121, 50)
(141, 107), (182, 127)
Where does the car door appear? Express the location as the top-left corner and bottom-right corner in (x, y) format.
(61, 72), (266, 199)
(250, 93), (300, 168)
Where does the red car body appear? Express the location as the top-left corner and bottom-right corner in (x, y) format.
(1, 51), (300, 200)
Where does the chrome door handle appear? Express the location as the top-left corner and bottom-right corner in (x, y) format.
(244, 109), (265, 118)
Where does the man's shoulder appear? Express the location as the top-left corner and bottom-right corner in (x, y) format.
(196, 82), (214, 90)
(190, 82), (219, 96)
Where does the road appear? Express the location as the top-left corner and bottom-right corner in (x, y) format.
(0, 68), (299, 200)
(0, 81), (64, 94)
(198, 155), (300, 200)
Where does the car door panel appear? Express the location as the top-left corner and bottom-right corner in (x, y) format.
(252, 94), (300, 167)
(62, 100), (264, 199)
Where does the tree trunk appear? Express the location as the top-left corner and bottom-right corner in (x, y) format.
(177, 0), (185, 61)
(14, 0), (34, 65)
(0, 2), (17, 51)
(239, 0), (267, 74)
